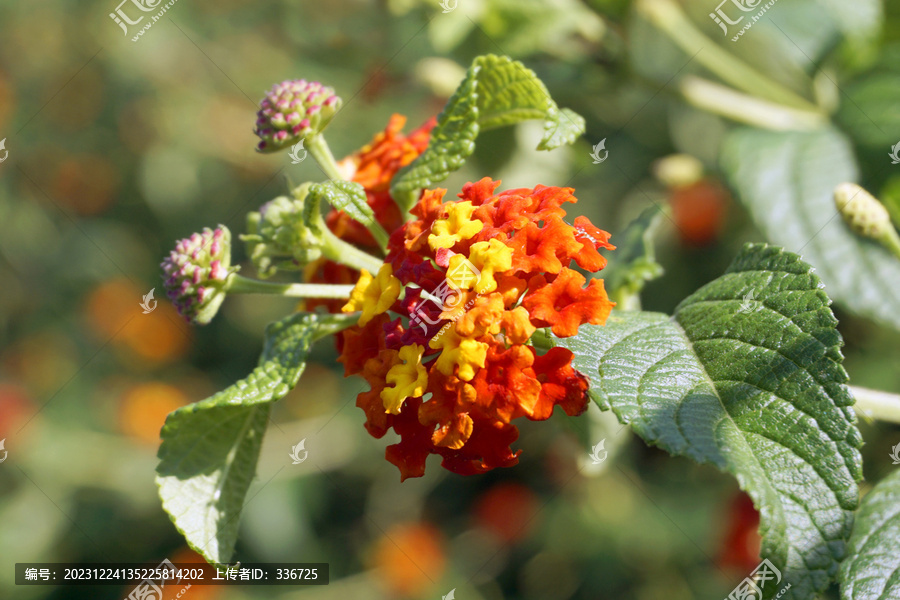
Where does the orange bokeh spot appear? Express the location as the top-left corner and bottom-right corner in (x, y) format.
(52, 154), (119, 216)
(0, 384), (32, 439)
(118, 382), (188, 444)
(0, 70), (15, 130)
(718, 492), (761, 574)
(158, 548), (223, 600)
(371, 522), (446, 597)
(84, 279), (191, 365)
(670, 179), (729, 247)
(474, 482), (540, 544)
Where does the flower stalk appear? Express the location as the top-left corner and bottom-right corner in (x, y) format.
(680, 76), (825, 131)
(305, 133), (346, 182)
(637, 0), (821, 113)
(228, 275), (354, 299)
(852, 386), (900, 425)
(318, 227), (385, 273)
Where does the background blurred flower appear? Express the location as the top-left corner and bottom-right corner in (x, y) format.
(474, 481), (540, 544)
(370, 522), (446, 598)
(118, 382), (189, 444)
(83, 279), (191, 364)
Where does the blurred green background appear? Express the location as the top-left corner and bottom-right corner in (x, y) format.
(1, 0), (899, 598)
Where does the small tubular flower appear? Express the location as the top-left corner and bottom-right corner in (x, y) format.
(449, 239), (513, 293)
(325, 176), (615, 480)
(381, 344), (428, 414)
(161, 225), (237, 325)
(342, 264), (402, 326)
(429, 328), (488, 382)
(428, 201), (484, 250)
(523, 269), (613, 337)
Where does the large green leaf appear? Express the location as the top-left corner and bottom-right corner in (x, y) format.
(390, 54), (585, 211)
(550, 244), (863, 600)
(840, 468), (900, 600)
(721, 126), (900, 331)
(156, 312), (321, 565)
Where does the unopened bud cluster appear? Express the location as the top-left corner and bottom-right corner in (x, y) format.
(161, 226), (237, 324)
(255, 80), (341, 152)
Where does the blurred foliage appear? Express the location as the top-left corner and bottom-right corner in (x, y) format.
(0, 0), (899, 599)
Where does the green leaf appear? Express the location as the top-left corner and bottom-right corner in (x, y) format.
(840, 468), (900, 600)
(390, 66), (479, 211)
(308, 180), (374, 227)
(550, 244), (863, 600)
(391, 54), (585, 210)
(721, 126), (900, 331)
(538, 107), (586, 151)
(600, 205), (665, 302)
(156, 312), (321, 565)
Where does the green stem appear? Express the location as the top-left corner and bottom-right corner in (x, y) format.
(305, 133), (345, 181)
(637, 0), (821, 113)
(319, 228), (384, 274)
(368, 222), (391, 253)
(229, 275), (354, 298)
(305, 135), (391, 253)
(852, 386), (900, 424)
(312, 312), (362, 341)
(680, 76), (826, 131)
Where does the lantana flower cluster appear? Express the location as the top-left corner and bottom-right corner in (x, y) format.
(337, 178), (615, 480)
(162, 78), (617, 481)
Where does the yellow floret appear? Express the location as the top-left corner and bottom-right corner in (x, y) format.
(341, 263), (402, 326)
(380, 344), (428, 414)
(447, 239), (512, 294)
(429, 327), (488, 382)
(428, 201), (484, 250)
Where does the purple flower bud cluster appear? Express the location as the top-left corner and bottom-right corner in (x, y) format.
(161, 225), (236, 324)
(255, 80), (341, 152)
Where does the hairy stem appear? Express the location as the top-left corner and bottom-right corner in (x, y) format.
(319, 228), (384, 274)
(680, 76), (826, 131)
(229, 275), (354, 298)
(305, 133), (345, 181)
(312, 311), (361, 341)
